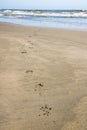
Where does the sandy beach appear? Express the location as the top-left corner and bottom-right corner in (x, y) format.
(0, 22), (87, 130)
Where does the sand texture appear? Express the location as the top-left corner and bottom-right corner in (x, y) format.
(0, 22), (87, 130)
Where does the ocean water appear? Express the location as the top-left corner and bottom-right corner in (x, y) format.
(0, 9), (87, 30)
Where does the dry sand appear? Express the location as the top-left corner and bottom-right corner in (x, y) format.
(0, 22), (87, 130)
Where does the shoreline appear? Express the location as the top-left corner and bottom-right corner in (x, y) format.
(1, 21), (87, 33)
(0, 21), (87, 32)
(0, 22), (87, 130)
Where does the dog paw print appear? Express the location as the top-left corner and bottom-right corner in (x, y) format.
(39, 104), (52, 116)
(21, 51), (27, 54)
(34, 83), (44, 92)
(25, 70), (33, 73)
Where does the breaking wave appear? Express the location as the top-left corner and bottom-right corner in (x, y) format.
(0, 9), (87, 18)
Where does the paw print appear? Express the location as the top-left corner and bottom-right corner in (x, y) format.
(39, 104), (52, 116)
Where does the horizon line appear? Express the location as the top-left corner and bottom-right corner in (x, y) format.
(0, 8), (87, 10)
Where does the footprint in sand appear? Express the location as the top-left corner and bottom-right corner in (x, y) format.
(29, 46), (33, 49)
(28, 40), (34, 47)
(34, 83), (44, 96)
(39, 104), (52, 116)
(21, 51), (27, 54)
(34, 83), (44, 91)
(30, 42), (34, 45)
(38, 83), (44, 87)
(25, 70), (33, 73)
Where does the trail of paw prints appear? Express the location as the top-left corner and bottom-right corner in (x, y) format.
(39, 104), (52, 117)
(27, 40), (34, 49)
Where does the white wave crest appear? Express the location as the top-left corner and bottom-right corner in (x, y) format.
(0, 10), (87, 18)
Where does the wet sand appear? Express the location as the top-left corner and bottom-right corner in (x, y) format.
(0, 22), (87, 130)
